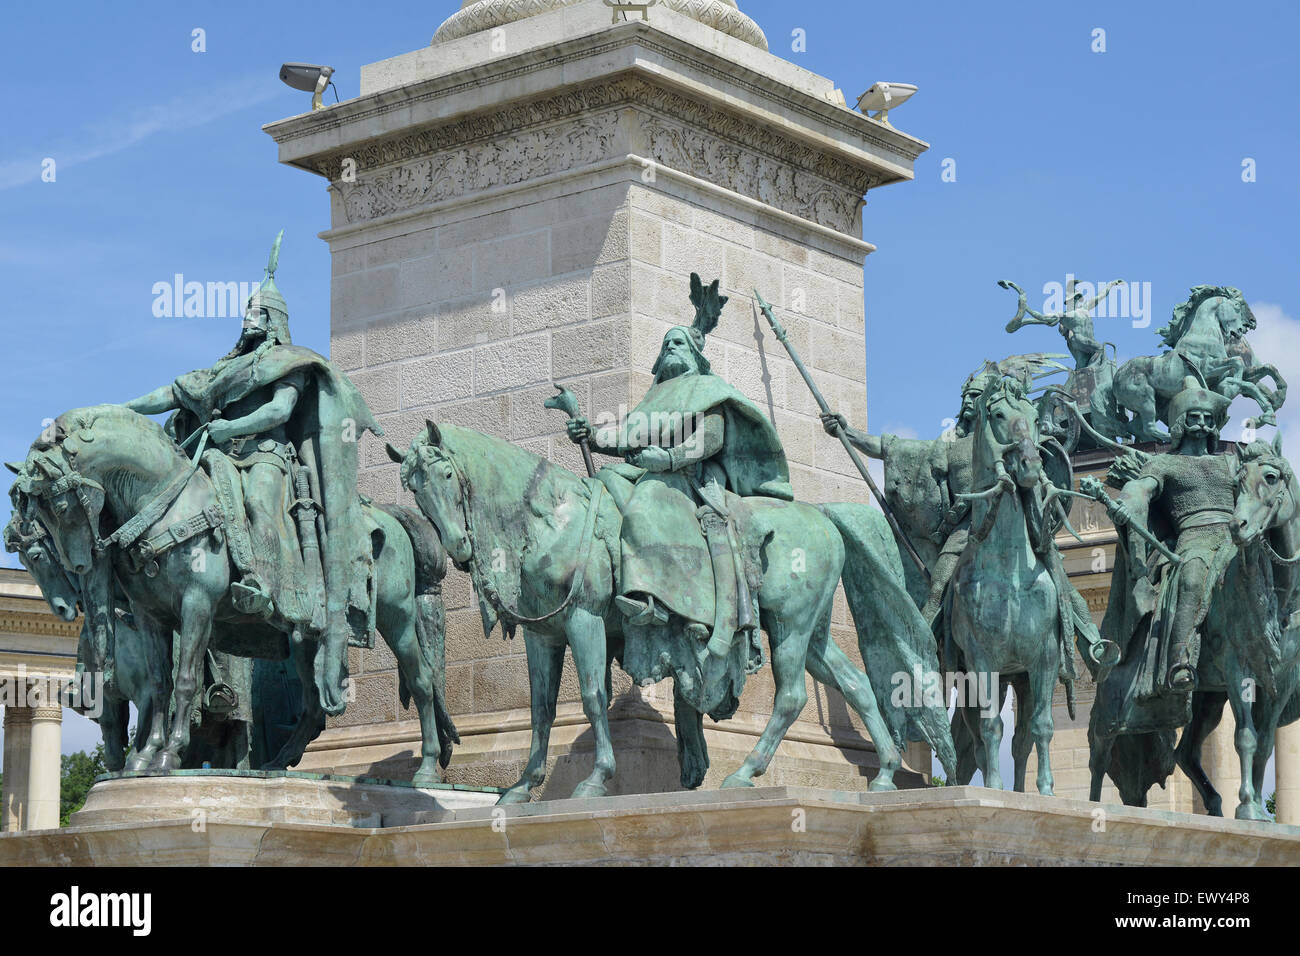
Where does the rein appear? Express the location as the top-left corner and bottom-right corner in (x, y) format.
(1238, 459), (1300, 566)
(41, 427), (212, 558)
(443, 449), (604, 628)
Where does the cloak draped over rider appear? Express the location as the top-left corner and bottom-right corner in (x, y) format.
(166, 342), (381, 644)
(609, 331), (792, 632)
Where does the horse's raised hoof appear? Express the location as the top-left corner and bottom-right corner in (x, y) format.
(720, 772), (755, 789)
(571, 779), (608, 799)
(1235, 802), (1267, 822)
(496, 788), (531, 806)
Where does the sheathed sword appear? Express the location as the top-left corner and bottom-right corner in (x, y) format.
(754, 289), (930, 582)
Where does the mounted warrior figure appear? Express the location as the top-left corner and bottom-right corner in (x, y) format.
(566, 274), (792, 688)
(1102, 376), (1237, 698)
(122, 232), (379, 715)
(820, 362), (1116, 675)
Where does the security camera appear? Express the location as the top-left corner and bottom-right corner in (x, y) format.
(855, 82), (917, 127)
(279, 63), (336, 111)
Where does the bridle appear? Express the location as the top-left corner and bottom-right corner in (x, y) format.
(421, 443), (603, 629)
(1237, 456), (1300, 566)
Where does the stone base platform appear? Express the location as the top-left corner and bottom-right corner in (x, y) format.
(3, 782), (1299, 865)
(70, 770), (502, 829)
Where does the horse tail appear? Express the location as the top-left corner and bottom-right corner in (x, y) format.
(818, 502), (959, 779)
(381, 504), (461, 767)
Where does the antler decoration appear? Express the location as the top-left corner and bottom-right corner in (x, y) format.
(689, 273), (728, 339)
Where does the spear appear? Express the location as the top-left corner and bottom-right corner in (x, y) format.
(754, 289), (930, 582)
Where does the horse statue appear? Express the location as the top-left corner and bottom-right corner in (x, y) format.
(10, 404), (458, 783)
(389, 422), (957, 803)
(1113, 286), (1285, 442)
(1089, 439), (1300, 819)
(945, 373), (1079, 794)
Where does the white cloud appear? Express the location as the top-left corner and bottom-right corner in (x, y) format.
(1226, 302), (1300, 451)
(0, 74), (279, 190)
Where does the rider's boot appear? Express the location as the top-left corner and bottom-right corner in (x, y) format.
(616, 592), (669, 626)
(231, 573), (274, 617)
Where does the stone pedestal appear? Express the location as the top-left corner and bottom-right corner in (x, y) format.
(4, 785), (1297, 866)
(70, 771), (501, 829)
(266, 0), (927, 794)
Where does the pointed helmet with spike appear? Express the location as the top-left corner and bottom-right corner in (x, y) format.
(244, 229), (292, 344)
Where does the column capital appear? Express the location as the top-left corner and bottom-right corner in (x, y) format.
(29, 705), (63, 722)
(3, 706), (33, 728)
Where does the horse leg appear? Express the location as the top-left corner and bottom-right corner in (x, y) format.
(1025, 664), (1055, 796)
(1010, 675), (1032, 793)
(1089, 734), (1113, 802)
(98, 697), (129, 772)
(722, 620), (810, 788)
(377, 591), (443, 787)
(1174, 691), (1226, 816)
(1229, 691), (1265, 820)
(128, 615), (171, 771)
(973, 660), (1005, 790)
(805, 627), (901, 791)
(567, 609), (616, 799)
(264, 640), (326, 770)
(152, 588), (214, 771)
(498, 630), (566, 805)
(673, 685), (710, 790)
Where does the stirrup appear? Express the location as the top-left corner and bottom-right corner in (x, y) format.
(1088, 639), (1120, 667)
(1166, 661), (1196, 690)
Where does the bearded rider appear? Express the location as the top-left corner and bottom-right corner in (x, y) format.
(122, 232), (380, 714)
(821, 366), (1117, 672)
(565, 275), (792, 658)
(1106, 377), (1236, 694)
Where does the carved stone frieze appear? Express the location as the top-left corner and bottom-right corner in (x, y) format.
(323, 77), (878, 234)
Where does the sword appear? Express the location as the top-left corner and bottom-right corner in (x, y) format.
(754, 289), (930, 582)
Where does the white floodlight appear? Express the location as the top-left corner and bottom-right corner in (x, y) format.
(855, 82), (917, 127)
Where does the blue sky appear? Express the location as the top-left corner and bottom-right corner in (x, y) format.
(1, 0), (1296, 798)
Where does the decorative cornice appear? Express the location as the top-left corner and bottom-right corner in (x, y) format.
(433, 0), (769, 51)
(270, 31), (924, 171)
(316, 77), (876, 235)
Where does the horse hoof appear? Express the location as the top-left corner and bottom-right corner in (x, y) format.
(571, 781), (608, 799)
(150, 751), (180, 772)
(721, 772), (754, 789)
(496, 789), (531, 806)
(868, 777), (897, 793)
(412, 770), (442, 789)
(1235, 803), (1267, 822)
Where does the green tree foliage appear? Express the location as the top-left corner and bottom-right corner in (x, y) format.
(60, 744), (107, 826)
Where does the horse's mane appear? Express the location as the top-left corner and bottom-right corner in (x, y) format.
(1157, 285), (1252, 350)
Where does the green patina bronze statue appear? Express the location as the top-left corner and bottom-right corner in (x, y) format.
(10, 234), (458, 783)
(392, 274), (957, 801)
